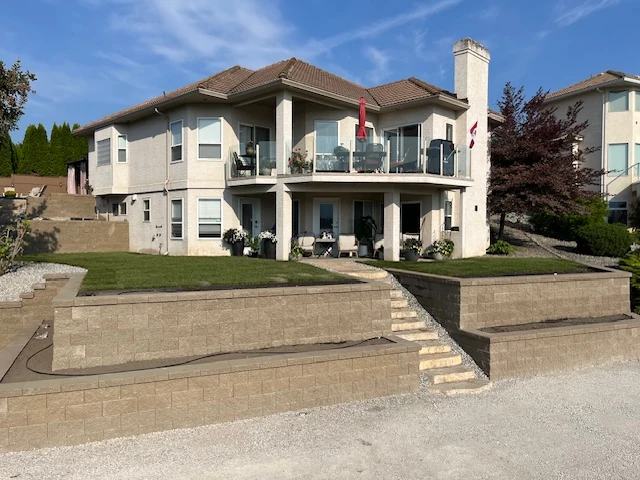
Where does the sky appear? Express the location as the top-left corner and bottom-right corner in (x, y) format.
(1, 0), (637, 141)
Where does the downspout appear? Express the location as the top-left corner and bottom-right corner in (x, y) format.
(155, 108), (171, 255)
(596, 88), (606, 197)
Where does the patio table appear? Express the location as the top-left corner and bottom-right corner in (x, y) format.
(314, 238), (336, 257)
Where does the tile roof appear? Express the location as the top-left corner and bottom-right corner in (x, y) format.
(74, 58), (461, 134)
(547, 70), (640, 100)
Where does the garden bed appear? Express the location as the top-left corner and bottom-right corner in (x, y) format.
(480, 314), (633, 333)
(19, 253), (347, 291)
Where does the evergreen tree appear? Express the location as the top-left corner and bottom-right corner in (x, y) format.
(19, 123), (49, 175)
(0, 130), (13, 176)
(49, 123), (66, 176)
(12, 143), (22, 172)
(70, 123), (88, 162)
(489, 83), (604, 239)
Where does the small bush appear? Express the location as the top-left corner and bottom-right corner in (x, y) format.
(530, 197), (608, 241)
(575, 223), (633, 257)
(487, 240), (516, 255)
(3, 190), (16, 198)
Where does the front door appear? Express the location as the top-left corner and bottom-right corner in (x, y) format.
(239, 198), (261, 237)
(313, 198), (340, 236)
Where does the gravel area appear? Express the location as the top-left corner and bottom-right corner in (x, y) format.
(2, 361), (640, 479)
(0, 262), (86, 302)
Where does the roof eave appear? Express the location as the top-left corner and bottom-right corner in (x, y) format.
(545, 77), (640, 103)
(379, 94), (469, 112)
(72, 90), (229, 137)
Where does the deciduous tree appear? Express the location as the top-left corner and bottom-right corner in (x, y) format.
(0, 59), (36, 135)
(489, 83), (603, 239)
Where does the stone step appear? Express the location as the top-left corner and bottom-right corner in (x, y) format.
(391, 310), (417, 319)
(417, 340), (451, 355)
(419, 353), (462, 370)
(391, 299), (408, 308)
(19, 292), (34, 300)
(343, 270), (388, 280)
(424, 366), (475, 384)
(396, 329), (438, 342)
(391, 321), (425, 332)
(389, 290), (403, 299)
(428, 379), (492, 395)
(32, 283), (46, 290)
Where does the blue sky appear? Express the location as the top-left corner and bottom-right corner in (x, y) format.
(2, 0), (637, 141)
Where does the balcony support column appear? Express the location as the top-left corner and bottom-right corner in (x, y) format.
(383, 191), (401, 261)
(276, 90), (293, 175)
(276, 183), (293, 261)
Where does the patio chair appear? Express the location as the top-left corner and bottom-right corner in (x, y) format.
(362, 143), (385, 172)
(233, 151), (255, 176)
(426, 139), (454, 175)
(373, 233), (384, 257)
(336, 234), (358, 257)
(296, 234), (316, 256)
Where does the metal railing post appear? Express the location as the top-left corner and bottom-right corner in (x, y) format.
(439, 144), (444, 176)
(349, 140), (354, 173)
(422, 139), (427, 174)
(385, 139), (390, 174)
(255, 144), (260, 176)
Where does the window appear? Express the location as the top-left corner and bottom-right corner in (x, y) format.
(446, 124), (454, 142)
(112, 202), (127, 216)
(636, 92), (640, 112)
(608, 201), (627, 225)
(170, 120), (183, 162)
(292, 200), (300, 237)
(198, 199), (222, 238)
(198, 118), (222, 159)
(117, 135), (127, 163)
(143, 199), (150, 222)
(383, 124), (421, 166)
(171, 199), (183, 239)
(444, 200), (453, 230)
(315, 121), (339, 158)
(354, 125), (374, 152)
(609, 91), (628, 112)
(608, 143), (628, 175)
(97, 138), (111, 166)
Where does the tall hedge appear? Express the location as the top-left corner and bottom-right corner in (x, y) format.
(575, 223), (633, 258)
(530, 197), (608, 241)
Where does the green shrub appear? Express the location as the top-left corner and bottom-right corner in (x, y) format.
(487, 240), (516, 255)
(530, 197), (608, 241)
(619, 252), (640, 313)
(3, 190), (16, 198)
(575, 223), (633, 257)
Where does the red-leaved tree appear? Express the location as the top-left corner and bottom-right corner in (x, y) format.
(489, 83), (604, 239)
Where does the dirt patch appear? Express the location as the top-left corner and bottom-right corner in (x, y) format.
(481, 314), (634, 333)
(1, 318), (390, 383)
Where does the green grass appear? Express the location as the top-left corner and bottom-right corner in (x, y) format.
(18, 253), (347, 292)
(360, 257), (593, 278)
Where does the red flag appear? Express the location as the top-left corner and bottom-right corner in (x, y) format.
(469, 121), (478, 149)
(356, 98), (367, 142)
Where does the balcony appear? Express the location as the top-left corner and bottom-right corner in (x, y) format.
(228, 141), (278, 181)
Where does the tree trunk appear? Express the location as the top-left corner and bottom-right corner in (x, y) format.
(498, 212), (506, 240)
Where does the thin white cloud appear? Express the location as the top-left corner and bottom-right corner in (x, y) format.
(555, 0), (620, 27)
(364, 47), (390, 85)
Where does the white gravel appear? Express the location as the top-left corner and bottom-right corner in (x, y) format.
(2, 361), (640, 479)
(0, 262), (86, 302)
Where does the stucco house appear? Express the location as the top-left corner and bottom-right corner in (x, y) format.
(545, 70), (640, 224)
(73, 38), (496, 261)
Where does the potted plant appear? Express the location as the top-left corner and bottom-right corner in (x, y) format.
(247, 235), (260, 257)
(290, 242), (304, 261)
(289, 148), (311, 174)
(355, 215), (377, 257)
(3, 190), (16, 198)
(376, 245), (384, 261)
(403, 238), (422, 261)
(245, 140), (255, 157)
(259, 159), (276, 176)
(428, 238), (454, 260)
(259, 230), (277, 259)
(223, 228), (248, 256)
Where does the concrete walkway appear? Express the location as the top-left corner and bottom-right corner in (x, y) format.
(2, 361), (640, 479)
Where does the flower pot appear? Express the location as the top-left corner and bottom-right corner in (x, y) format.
(262, 239), (276, 260)
(260, 167), (272, 176)
(245, 146), (255, 156)
(404, 250), (419, 262)
(379, 251), (384, 261)
(230, 241), (244, 257)
(358, 244), (369, 258)
(433, 252), (445, 261)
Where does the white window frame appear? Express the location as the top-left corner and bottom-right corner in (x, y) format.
(608, 201), (628, 225)
(97, 138), (111, 166)
(170, 198), (184, 240)
(112, 201), (127, 216)
(197, 197), (223, 239)
(353, 200), (374, 231)
(143, 198), (150, 222)
(609, 91), (629, 112)
(117, 134), (127, 163)
(314, 120), (340, 160)
(197, 117), (223, 161)
(170, 120), (183, 163)
(608, 143), (629, 176)
(636, 91), (640, 112)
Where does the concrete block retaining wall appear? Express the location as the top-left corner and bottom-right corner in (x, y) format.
(24, 220), (129, 254)
(0, 337), (419, 451)
(52, 275), (394, 370)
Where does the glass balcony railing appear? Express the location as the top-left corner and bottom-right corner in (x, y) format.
(229, 141), (277, 178)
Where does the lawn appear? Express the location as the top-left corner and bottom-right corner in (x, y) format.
(18, 253), (347, 292)
(360, 257), (593, 278)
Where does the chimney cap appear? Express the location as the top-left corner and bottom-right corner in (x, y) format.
(453, 38), (490, 61)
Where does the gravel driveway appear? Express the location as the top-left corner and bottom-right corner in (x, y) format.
(2, 361), (640, 479)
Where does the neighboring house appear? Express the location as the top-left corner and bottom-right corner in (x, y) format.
(545, 70), (640, 224)
(66, 156), (89, 195)
(73, 38), (495, 260)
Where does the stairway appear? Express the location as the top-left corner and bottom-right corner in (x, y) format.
(305, 259), (491, 395)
